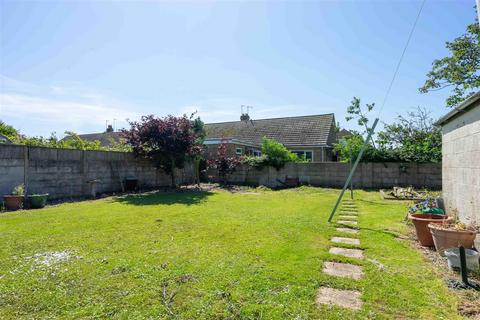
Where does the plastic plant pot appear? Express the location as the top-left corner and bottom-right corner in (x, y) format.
(27, 194), (49, 209)
(444, 248), (479, 272)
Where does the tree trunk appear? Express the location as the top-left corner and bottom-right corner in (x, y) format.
(170, 158), (176, 188)
(194, 158), (200, 186)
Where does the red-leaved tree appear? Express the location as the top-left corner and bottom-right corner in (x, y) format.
(208, 141), (242, 184)
(122, 115), (204, 187)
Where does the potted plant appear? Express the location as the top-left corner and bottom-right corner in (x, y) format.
(408, 198), (452, 247)
(27, 193), (49, 209)
(3, 184), (24, 211)
(428, 210), (478, 256)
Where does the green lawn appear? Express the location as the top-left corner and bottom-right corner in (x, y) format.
(0, 187), (459, 319)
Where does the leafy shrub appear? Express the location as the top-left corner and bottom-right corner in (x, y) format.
(243, 137), (303, 170)
(208, 142), (242, 183)
(11, 184), (24, 196)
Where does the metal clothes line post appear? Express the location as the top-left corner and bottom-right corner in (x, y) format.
(327, 118), (379, 222)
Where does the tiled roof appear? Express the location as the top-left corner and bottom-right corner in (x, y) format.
(205, 114), (335, 147)
(72, 132), (123, 147)
(75, 113), (336, 147)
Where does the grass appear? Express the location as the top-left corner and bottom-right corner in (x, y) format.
(0, 187), (460, 319)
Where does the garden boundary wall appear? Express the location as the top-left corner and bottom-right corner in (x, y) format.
(0, 144), (194, 200)
(207, 162), (442, 189)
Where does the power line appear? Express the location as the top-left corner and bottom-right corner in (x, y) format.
(377, 0), (426, 116)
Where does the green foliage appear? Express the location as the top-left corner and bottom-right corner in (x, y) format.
(0, 120), (19, 141)
(11, 184), (24, 196)
(243, 137), (302, 170)
(336, 102), (442, 163)
(419, 21), (480, 107)
(377, 107), (442, 162)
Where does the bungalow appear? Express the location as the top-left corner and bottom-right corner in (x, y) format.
(74, 113), (338, 163)
(204, 113), (337, 162)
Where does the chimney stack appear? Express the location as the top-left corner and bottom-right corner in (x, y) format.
(106, 124), (114, 133)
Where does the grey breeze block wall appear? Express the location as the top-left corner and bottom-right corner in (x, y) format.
(0, 144), (194, 200)
(441, 104), (480, 225)
(207, 162), (442, 189)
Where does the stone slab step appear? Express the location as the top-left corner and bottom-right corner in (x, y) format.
(329, 247), (364, 259)
(323, 261), (364, 280)
(316, 287), (363, 310)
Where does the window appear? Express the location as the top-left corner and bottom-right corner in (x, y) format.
(235, 148), (243, 155)
(292, 150), (313, 162)
(253, 150), (262, 157)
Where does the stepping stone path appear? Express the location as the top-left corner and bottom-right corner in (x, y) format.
(336, 227), (358, 234)
(337, 220), (357, 225)
(331, 237), (360, 246)
(329, 247), (364, 259)
(316, 287), (362, 310)
(317, 199), (364, 311)
(323, 261), (364, 280)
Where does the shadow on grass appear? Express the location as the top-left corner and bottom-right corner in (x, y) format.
(114, 190), (213, 206)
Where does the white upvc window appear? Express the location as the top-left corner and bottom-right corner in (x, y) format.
(235, 148), (243, 155)
(292, 150), (313, 162)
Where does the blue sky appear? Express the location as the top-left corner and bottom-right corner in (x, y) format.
(0, 0), (476, 137)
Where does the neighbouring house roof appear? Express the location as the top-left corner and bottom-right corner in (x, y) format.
(434, 92), (480, 126)
(336, 129), (352, 141)
(74, 113), (336, 148)
(205, 113), (336, 147)
(66, 131), (123, 147)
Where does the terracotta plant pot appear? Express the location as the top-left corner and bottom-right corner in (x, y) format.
(408, 213), (452, 247)
(428, 225), (477, 256)
(3, 195), (23, 211)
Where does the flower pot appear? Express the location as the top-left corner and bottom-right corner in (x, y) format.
(428, 225), (476, 256)
(27, 194), (49, 209)
(3, 195), (23, 211)
(444, 248), (479, 271)
(408, 213), (452, 247)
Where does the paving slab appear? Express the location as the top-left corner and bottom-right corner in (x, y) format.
(329, 247), (364, 259)
(323, 261), (364, 280)
(336, 227), (359, 234)
(316, 287), (363, 310)
(332, 237), (360, 245)
(338, 215), (357, 220)
(337, 220), (357, 225)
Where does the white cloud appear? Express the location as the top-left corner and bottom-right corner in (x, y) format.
(0, 76), (140, 137)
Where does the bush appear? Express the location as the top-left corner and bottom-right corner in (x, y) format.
(243, 137), (303, 170)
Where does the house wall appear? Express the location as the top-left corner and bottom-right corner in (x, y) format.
(0, 145), (194, 201)
(441, 102), (480, 225)
(206, 162), (441, 189)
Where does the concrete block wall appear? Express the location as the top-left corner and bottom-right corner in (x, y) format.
(441, 107), (480, 225)
(0, 145), (194, 200)
(207, 162), (441, 189)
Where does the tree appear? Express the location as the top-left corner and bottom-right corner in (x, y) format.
(419, 21), (480, 107)
(122, 115), (204, 187)
(377, 107), (441, 162)
(208, 140), (242, 184)
(333, 132), (384, 163)
(345, 97), (376, 147)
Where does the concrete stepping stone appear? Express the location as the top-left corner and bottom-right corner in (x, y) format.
(323, 261), (363, 280)
(336, 227), (359, 234)
(338, 215), (357, 220)
(337, 220), (357, 225)
(329, 247), (364, 259)
(332, 237), (360, 246)
(316, 287), (363, 310)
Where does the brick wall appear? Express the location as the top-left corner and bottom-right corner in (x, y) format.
(207, 162), (441, 189)
(0, 145), (194, 200)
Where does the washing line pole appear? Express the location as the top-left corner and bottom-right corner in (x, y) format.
(327, 118), (379, 222)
